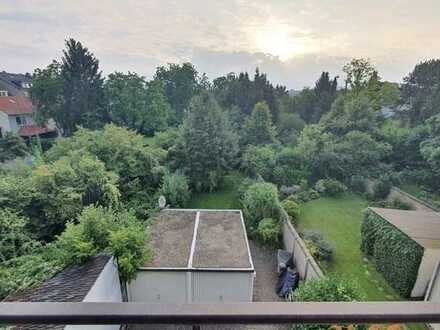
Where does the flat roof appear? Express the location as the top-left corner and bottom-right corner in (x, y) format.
(369, 207), (440, 249)
(143, 209), (253, 270)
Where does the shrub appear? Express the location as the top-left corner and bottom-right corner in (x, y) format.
(302, 230), (333, 262)
(160, 169), (190, 207)
(315, 179), (347, 196)
(241, 145), (276, 181)
(373, 176), (392, 200)
(255, 218), (281, 249)
(361, 209), (423, 297)
(349, 175), (367, 193)
(241, 182), (280, 234)
(279, 185), (301, 200)
(369, 197), (414, 210)
(288, 276), (361, 330)
(282, 199), (301, 223)
(0, 132), (28, 162)
(294, 189), (320, 203)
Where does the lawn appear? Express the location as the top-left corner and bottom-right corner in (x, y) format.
(188, 172), (244, 209)
(296, 194), (402, 301)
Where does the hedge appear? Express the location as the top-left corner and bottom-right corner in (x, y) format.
(360, 209), (424, 297)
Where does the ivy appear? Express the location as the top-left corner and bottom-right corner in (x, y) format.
(361, 209), (423, 297)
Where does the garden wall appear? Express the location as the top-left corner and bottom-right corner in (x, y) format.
(281, 208), (324, 281)
(389, 187), (439, 212)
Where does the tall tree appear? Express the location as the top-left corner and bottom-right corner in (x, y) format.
(401, 59), (440, 124)
(343, 58), (378, 94)
(32, 39), (106, 136)
(154, 63), (200, 124)
(170, 92), (238, 192)
(243, 101), (278, 146)
(104, 72), (171, 135)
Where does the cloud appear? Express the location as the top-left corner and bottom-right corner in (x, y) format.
(0, 0), (439, 89)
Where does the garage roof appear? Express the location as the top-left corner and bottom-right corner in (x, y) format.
(144, 209), (254, 270)
(369, 207), (440, 249)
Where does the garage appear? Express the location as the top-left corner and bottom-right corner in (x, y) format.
(128, 209), (255, 303)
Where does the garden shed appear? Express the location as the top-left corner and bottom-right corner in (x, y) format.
(362, 207), (440, 297)
(128, 209), (255, 303)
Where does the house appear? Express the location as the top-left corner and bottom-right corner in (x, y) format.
(0, 71), (33, 97)
(0, 95), (57, 139)
(5, 255), (122, 330)
(128, 209), (255, 303)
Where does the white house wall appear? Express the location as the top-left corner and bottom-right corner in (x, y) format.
(128, 271), (188, 303)
(412, 248), (440, 297)
(0, 111), (10, 133)
(65, 257), (122, 330)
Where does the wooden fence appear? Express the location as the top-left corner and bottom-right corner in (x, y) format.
(280, 208), (324, 281)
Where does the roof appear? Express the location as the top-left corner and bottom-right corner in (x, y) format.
(0, 72), (31, 97)
(144, 209), (253, 270)
(0, 95), (33, 115)
(18, 125), (54, 137)
(369, 207), (440, 249)
(5, 255), (111, 329)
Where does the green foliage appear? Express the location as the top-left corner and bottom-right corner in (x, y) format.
(255, 218), (281, 249)
(302, 230), (333, 262)
(372, 177), (392, 200)
(343, 58), (378, 95)
(104, 72), (172, 135)
(241, 182), (280, 234)
(0, 133), (29, 162)
(150, 128), (180, 150)
(32, 39), (106, 136)
(361, 210), (424, 297)
(369, 197), (414, 211)
(281, 199), (300, 222)
(0, 209), (37, 262)
(170, 92), (238, 192)
(314, 179), (347, 196)
(243, 101), (278, 146)
(160, 169), (190, 207)
(241, 145), (276, 180)
(348, 175), (368, 193)
(289, 276), (361, 330)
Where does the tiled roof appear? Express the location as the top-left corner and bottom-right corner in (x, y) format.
(0, 96), (33, 115)
(5, 255), (111, 330)
(18, 125), (54, 137)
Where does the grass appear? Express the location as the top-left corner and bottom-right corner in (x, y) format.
(296, 194), (402, 301)
(188, 172), (244, 209)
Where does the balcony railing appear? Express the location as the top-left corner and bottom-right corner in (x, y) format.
(0, 302), (439, 326)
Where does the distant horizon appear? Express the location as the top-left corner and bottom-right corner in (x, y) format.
(1, 0), (439, 89)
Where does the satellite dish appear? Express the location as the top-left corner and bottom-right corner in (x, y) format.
(158, 195), (167, 209)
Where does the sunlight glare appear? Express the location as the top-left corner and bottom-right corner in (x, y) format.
(255, 28), (305, 61)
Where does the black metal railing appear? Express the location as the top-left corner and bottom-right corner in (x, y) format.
(0, 302), (439, 325)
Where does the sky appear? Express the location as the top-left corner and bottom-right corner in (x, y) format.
(1, 0), (439, 89)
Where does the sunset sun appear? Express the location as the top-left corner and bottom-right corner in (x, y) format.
(254, 28), (305, 60)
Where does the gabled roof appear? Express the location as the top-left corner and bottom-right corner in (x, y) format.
(4, 255), (112, 330)
(369, 207), (440, 249)
(0, 96), (33, 115)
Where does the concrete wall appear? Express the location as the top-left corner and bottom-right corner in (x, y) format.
(426, 261), (440, 330)
(282, 215), (324, 281)
(191, 271), (254, 303)
(412, 249), (440, 297)
(66, 257), (122, 330)
(129, 270), (254, 303)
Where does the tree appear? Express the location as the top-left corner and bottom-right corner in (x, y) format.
(169, 92), (238, 192)
(401, 59), (440, 124)
(32, 39), (106, 136)
(420, 114), (440, 190)
(0, 133), (28, 162)
(154, 63), (200, 123)
(343, 58), (378, 94)
(105, 72), (172, 135)
(243, 101), (278, 146)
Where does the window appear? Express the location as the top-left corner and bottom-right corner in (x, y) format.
(15, 116), (26, 126)
(0, 90), (8, 97)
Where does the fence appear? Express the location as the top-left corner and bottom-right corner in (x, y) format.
(280, 208), (324, 281)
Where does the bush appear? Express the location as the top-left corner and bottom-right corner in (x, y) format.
(160, 170), (190, 207)
(241, 182), (280, 234)
(369, 197), (414, 210)
(294, 189), (320, 203)
(241, 145), (276, 181)
(314, 179), (347, 196)
(255, 218), (281, 249)
(0, 132), (28, 162)
(361, 209), (423, 297)
(349, 175), (367, 193)
(302, 230), (333, 262)
(282, 199), (301, 223)
(373, 176), (392, 200)
(288, 276), (361, 330)
(279, 185), (301, 200)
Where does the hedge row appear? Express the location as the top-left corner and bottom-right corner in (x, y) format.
(360, 209), (424, 297)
